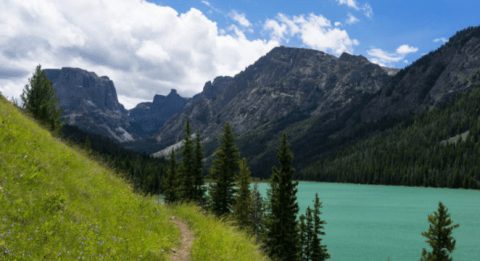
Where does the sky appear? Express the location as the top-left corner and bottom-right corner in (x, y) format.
(1, 0), (479, 109)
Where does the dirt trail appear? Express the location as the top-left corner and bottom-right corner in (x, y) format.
(170, 216), (194, 261)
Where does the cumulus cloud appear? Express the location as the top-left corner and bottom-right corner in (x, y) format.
(229, 10), (252, 27)
(433, 37), (448, 43)
(0, 0), (279, 109)
(346, 13), (359, 24)
(263, 13), (359, 55)
(367, 44), (418, 67)
(334, 21), (342, 27)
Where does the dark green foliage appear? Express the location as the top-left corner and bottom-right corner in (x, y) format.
(178, 117), (196, 201)
(21, 64), (65, 134)
(303, 71), (480, 190)
(84, 135), (92, 154)
(263, 132), (300, 261)
(420, 202), (459, 261)
(193, 130), (206, 204)
(233, 158), (253, 230)
(60, 124), (167, 196)
(311, 193), (329, 260)
(299, 214), (307, 260)
(164, 149), (179, 203)
(209, 122), (241, 216)
(250, 182), (264, 242)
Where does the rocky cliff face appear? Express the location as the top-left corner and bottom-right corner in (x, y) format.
(43, 67), (134, 142)
(153, 46), (393, 156)
(129, 89), (191, 137)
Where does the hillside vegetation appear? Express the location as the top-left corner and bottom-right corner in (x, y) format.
(0, 94), (266, 260)
(302, 71), (480, 189)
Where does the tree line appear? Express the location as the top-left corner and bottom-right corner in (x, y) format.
(17, 64), (462, 260)
(302, 71), (480, 190)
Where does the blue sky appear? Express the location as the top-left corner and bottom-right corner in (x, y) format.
(0, 0), (479, 109)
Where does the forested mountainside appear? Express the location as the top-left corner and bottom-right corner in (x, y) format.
(151, 25), (480, 179)
(302, 71), (480, 189)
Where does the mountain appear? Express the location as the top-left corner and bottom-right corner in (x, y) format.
(152, 26), (480, 178)
(129, 89), (190, 137)
(43, 67), (190, 142)
(43, 67), (135, 142)
(151, 46), (394, 171)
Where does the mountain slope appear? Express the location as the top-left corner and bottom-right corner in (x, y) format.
(0, 94), (266, 260)
(43, 67), (134, 143)
(302, 70), (480, 189)
(152, 26), (480, 179)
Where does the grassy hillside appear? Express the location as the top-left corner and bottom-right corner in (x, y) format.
(0, 94), (266, 260)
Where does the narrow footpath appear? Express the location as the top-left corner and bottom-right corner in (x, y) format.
(170, 216), (194, 261)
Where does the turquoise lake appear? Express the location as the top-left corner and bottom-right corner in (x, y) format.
(254, 182), (480, 261)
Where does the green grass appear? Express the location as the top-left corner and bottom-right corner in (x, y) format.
(170, 203), (267, 261)
(0, 94), (267, 260)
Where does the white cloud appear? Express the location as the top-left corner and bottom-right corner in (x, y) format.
(367, 44), (418, 67)
(336, 0), (373, 17)
(201, 0), (211, 6)
(346, 13), (359, 24)
(396, 44), (418, 54)
(433, 37), (448, 43)
(336, 0), (360, 10)
(229, 10), (251, 27)
(334, 21), (342, 27)
(263, 13), (359, 55)
(363, 3), (373, 17)
(0, 0), (279, 109)
(404, 60), (408, 63)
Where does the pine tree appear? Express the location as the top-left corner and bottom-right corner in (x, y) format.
(311, 193), (329, 260)
(21, 64), (65, 134)
(299, 214), (307, 260)
(178, 117), (195, 201)
(233, 157), (253, 230)
(209, 122), (241, 216)
(420, 201), (459, 261)
(84, 135), (92, 155)
(250, 182), (264, 242)
(193, 130), (206, 204)
(164, 149), (179, 203)
(305, 206), (314, 261)
(263, 132), (300, 261)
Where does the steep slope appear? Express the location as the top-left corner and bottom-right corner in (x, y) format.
(0, 94), (267, 260)
(154, 46), (391, 147)
(129, 89), (190, 137)
(43, 67), (134, 143)
(153, 26), (480, 178)
(0, 94), (176, 259)
(152, 46), (393, 174)
(361, 25), (480, 123)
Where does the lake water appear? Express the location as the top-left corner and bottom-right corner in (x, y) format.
(254, 181), (480, 261)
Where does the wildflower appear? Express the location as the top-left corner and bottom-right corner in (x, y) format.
(0, 234), (2, 237)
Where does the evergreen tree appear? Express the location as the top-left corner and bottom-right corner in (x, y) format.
(263, 132), (300, 261)
(420, 201), (459, 261)
(311, 193), (330, 260)
(299, 214), (307, 260)
(84, 135), (92, 155)
(209, 122), (241, 216)
(193, 130), (206, 204)
(178, 117), (195, 201)
(164, 149), (179, 203)
(233, 157), (253, 230)
(21, 64), (65, 133)
(250, 182), (264, 242)
(305, 207), (314, 261)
